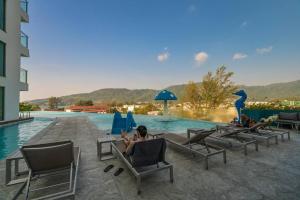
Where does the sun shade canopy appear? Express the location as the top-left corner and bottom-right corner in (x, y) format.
(154, 90), (177, 101)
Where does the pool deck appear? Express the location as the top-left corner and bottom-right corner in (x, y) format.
(1, 116), (300, 200)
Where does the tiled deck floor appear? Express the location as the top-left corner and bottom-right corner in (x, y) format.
(1, 117), (300, 200)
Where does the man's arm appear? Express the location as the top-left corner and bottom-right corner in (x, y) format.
(126, 140), (136, 154)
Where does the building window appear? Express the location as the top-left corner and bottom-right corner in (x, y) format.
(0, 0), (5, 31)
(0, 41), (5, 76)
(0, 87), (4, 120)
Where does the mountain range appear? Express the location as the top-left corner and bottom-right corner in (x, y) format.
(28, 80), (300, 106)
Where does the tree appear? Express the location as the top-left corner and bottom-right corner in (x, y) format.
(19, 102), (32, 111)
(182, 66), (237, 114)
(75, 100), (94, 106)
(199, 66), (237, 109)
(48, 97), (61, 109)
(31, 104), (41, 111)
(183, 81), (201, 110)
(19, 103), (41, 111)
(134, 103), (158, 115)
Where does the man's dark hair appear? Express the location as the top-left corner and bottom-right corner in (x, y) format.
(137, 125), (147, 138)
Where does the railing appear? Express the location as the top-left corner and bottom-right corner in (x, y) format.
(20, 31), (29, 48)
(20, 68), (28, 83)
(19, 111), (31, 119)
(20, 0), (28, 14)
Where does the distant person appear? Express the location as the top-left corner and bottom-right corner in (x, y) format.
(240, 114), (252, 128)
(121, 125), (148, 154)
(231, 117), (240, 125)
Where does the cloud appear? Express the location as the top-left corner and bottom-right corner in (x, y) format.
(194, 52), (208, 65)
(157, 50), (169, 62)
(256, 46), (273, 54)
(233, 53), (248, 60)
(240, 21), (247, 28)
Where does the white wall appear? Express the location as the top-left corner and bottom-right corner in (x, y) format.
(0, 0), (28, 121)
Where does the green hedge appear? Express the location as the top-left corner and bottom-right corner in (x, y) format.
(242, 109), (300, 122)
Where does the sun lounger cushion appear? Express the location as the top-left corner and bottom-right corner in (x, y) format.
(278, 112), (298, 121)
(183, 130), (214, 145)
(164, 130), (215, 145)
(129, 138), (166, 167)
(163, 133), (189, 144)
(21, 141), (74, 175)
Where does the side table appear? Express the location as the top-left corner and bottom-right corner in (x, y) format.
(97, 136), (116, 161)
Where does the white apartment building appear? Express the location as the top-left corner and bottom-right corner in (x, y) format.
(0, 0), (29, 121)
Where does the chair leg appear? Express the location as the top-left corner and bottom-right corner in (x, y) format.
(25, 171), (32, 200)
(244, 145), (248, 156)
(223, 151), (227, 164)
(15, 159), (19, 176)
(12, 182), (26, 200)
(205, 156), (209, 170)
(204, 142), (210, 153)
(69, 163), (73, 191)
(137, 176), (141, 195)
(255, 141), (259, 151)
(170, 166), (174, 183)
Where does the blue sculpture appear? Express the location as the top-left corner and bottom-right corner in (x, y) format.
(154, 90), (177, 115)
(233, 90), (247, 124)
(125, 111), (136, 133)
(111, 111), (136, 134)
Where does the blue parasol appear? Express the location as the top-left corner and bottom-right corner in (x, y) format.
(154, 90), (177, 115)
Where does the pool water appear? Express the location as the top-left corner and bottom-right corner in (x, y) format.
(89, 114), (217, 133)
(0, 111), (218, 160)
(0, 118), (53, 160)
(31, 111), (218, 133)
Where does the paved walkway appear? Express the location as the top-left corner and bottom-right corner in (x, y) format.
(1, 117), (300, 200)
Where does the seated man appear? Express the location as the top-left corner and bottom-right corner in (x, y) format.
(230, 114), (256, 128)
(121, 125), (148, 154)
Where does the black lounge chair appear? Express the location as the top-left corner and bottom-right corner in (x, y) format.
(163, 130), (226, 170)
(275, 112), (300, 132)
(212, 126), (259, 155)
(219, 123), (279, 147)
(18, 141), (81, 200)
(111, 138), (173, 194)
(248, 121), (291, 141)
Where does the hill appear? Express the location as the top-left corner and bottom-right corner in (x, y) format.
(241, 80), (300, 101)
(28, 80), (300, 106)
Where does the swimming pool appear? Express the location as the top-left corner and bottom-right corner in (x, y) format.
(31, 111), (218, 133)
(0, 118), (53, 160)
(0, 112), (218, 160)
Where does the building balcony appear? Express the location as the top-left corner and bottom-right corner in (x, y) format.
(21, 31), (28, 48)
(20, 68), (27, 83)
(20, 68), (28, 91)
(20, 31), (29, 57)
(20, 0), (29, 23)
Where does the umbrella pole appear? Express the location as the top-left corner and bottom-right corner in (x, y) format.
(163, 100), (168, 115)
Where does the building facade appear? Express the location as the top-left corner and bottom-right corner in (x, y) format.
(0, 0), (29, 121)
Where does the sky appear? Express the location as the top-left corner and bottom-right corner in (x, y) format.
(20, 0), (300, 101)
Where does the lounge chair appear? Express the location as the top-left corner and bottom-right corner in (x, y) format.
(219, 123), (278, 147)
(18, 141), (80, 200)
(210, 126), (258, 156)
(162, 130), (226, 170)
(111, 138), (173, 194)
(249, 121), (291, 141)
(258, 127), (290, 141)
(275, 112), (300, 132)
